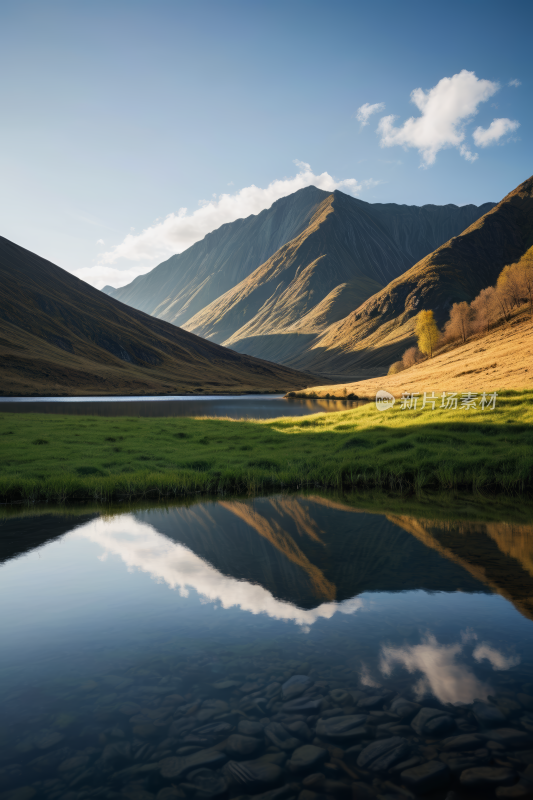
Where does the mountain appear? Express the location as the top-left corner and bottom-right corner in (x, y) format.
(106, 187), (329, 324)
(287, 175), (533, 373)
(108, 188), (494, 373)
(0, 236), (315, 396)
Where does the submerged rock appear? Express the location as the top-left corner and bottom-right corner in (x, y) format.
(223, 758), (283, 791)
(238, 720), (264, 737)
(160, 749), (227, 780)
(411, 708), (455, 737)
(473, 702), (507, 727)
(316, 715), (367, 741)
(357, 737), (410, 772)
(265, 722), (301, 751)
(460, 766), (517, 787)
(224, 734), (262, 758)
(401, 760), (450, 794)
(281, 676), (312, 701)
(181, 767), (228, 798)
(389, 698), (419, 721)
(287, 745), (327, 772)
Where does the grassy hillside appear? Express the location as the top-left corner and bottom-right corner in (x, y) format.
(0, 236), (315, 396)
(1, 389), (531, 502)
(291, 306), (533, 398)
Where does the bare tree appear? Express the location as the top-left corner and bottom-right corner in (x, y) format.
(401, 346), (423, 368)
(490, 284), (512, 322)
(498, 263), (525, 308)
(444, 301), (472, 344)
(471, 286), (498, 333)
(520, 261), (533, 318)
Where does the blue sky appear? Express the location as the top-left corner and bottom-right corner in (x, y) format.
(1, 0), (531, 288)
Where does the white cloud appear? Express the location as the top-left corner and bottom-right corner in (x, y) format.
(509, 79), (522, 88)
(472, 117), (520, 147)
(473, 643), (520, 670)
(100, 161), (363, 266)
(379, 630), (520, 705)
(357, 102), (385, 127)
(74, 264), (154, 290)
(96, 239), (105, 245)
(377, 70), (500, 166)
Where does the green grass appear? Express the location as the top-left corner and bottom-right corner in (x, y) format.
(0, 388), (532, 503)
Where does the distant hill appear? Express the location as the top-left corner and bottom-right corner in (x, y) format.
(0, 237), (315, 396)
(290, 174), (533, 373)
(108, 187), (494, 372)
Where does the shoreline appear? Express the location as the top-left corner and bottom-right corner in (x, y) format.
(1, 389), (532, 503)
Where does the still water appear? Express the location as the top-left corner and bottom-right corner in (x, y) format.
(2, 494), (533, 800)
(0, 396), (366, 420)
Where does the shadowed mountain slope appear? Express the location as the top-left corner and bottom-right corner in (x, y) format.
(286, 175), (533, 373)
(105, 187), (330, 324)
(182, 192), (494, 365)
(0, 237), (315, 396)
(108, 188), (493, 373)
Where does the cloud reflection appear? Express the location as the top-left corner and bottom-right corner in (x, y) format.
(73, 515), (363, 628)
(379, 632), (520, 704)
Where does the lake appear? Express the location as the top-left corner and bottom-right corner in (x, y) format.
(0, 396), (367, 420)
(1, 492), (533, 800)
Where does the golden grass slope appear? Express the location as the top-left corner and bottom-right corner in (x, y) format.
(0, 236), (316, 396)
(293, 309), (533, 398)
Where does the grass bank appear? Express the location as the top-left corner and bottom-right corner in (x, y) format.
(1, 389), (532, 503)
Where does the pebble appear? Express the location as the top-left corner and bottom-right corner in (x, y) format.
(36, 732), (64, 750)
(287, 746), (328, 772)
(357, 696), (386, 711)
(282, 698), (322, 714)
(356, 737), (411, 772)
(181, 767), (228, 798)
(442, 733), (482, 751)
(410, 708), (455, 737)
(441, 748), (490, 775)
(389, 698), (419, 720)
(401, 760), (450, 794)
(285, 721), (312, 742)
(265, 722), (301, 751)
(238, 720), (265, 737)
(329, 690), (352, 707)
(473, 702), (508, 727)
(482, 729), (531, 748)
(316, 715), (367, 741)
(102, 741), (131, 768)
(160, 749), (227, 780)
(224, 734), (262, 758)
(460, 766), (517, 787)
(223, 758), (283, 791)
(281, 676), (312, 702)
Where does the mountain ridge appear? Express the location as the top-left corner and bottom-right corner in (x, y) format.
(107, 189), (494, 373)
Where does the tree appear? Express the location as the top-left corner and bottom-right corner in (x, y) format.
(471, 286), (498, 333)
(402, 346), (423, 369)
(415, 310), (440, 358)
(521, 261), (533, 318)
(388, 361), (404, 375)
(443, 301), (472, 344)
(498, 263), (525, 308)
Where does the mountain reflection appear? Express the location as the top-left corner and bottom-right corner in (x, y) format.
(74, 514), (363, 627)
(68, 494), (533, 626)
